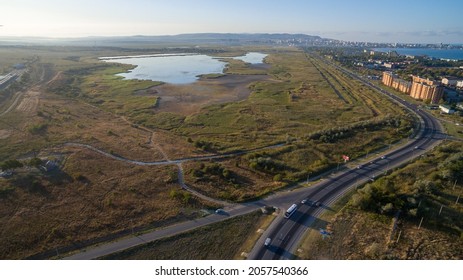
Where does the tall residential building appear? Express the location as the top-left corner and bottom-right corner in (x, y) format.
(381, 72), (443, 104)
(410, 76), (444, 104)
(382, 71), (395, 87)
(382, 72), (411, 94)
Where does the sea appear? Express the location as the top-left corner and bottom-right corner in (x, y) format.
(373, 48), (463, 61)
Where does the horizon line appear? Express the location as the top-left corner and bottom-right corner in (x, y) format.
(0, 32), (462, 45)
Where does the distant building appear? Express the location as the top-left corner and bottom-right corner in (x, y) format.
(13, 63), (25, 70)
(383, 63), (395, 69)
(441, 77), (460, 87)
(439, 105), (455, 114)
(444, 88), (462, 103)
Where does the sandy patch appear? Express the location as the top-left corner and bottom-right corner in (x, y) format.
(16, 90), (40, 114)
(0, 129), (11, 139)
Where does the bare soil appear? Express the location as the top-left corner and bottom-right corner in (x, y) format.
(0, 130), (11, 140)
(16, 89), (40, 115)
(151, 74), (270, 115)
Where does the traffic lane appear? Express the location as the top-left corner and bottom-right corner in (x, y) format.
(254, 109), (440, 260)
(264, 143), (434, 260)
(257, 143), (425, 260)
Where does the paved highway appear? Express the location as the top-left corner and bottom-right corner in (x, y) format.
(249, 55), (445, 260)
(64, 55), (444, 260)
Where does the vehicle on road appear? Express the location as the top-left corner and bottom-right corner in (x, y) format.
(215, 208), (226, 214)
(381, 155), (386, 159)
(284, 204), (297, 218)
(264, 237), (271, 247)
(301, 199), (308, 204)
(309, 200), (321, 207)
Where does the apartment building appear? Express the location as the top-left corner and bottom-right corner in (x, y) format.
(410, 76), (444, 104)
(382, 72), (443, 104)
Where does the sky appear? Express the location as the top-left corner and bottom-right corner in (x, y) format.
(1, 0), (462, 43)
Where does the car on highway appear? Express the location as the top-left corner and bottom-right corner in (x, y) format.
(264, 237), (271, 247)
(311, 200), (321, 207)
(301, 199), (308, 204)
(215, 208), (226, 214)
(381, 155), (386, 159)
(356, 165), (363, 169)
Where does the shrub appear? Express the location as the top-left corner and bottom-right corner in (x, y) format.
(1, 159), (23, 171)
(28, 123), (48, 135)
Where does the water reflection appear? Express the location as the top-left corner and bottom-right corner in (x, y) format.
(101, 52), (267, 84)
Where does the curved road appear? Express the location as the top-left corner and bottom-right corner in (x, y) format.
(249, 55), (445, 260)
(64, 55), (445, 260)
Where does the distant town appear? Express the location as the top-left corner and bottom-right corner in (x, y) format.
(315, 46), (463, 116)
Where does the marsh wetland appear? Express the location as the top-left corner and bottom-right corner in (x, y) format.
(0, 45), (415, 258)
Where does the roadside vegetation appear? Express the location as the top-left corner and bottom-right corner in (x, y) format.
(299, 142), (463, 259)
(101, 211), (266, 260)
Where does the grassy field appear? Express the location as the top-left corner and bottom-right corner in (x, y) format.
(0, 45), (416, 258)
(101, 211), (267, 259)
(298, 142), (463, 259)
(0, 146), (226, 259)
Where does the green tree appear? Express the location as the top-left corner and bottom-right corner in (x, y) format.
(1, 159), (23, 171)
(28, 157), (43, 167)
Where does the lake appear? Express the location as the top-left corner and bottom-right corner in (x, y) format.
(101, 52), (267, 84)
(374, 48), (463, 61)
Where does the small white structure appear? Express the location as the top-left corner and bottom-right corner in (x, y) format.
(442, 77), (459, 87)
(439, 105), (455, 114)
(40, 160), (57, 172)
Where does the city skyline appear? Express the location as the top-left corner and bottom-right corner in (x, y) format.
(1, 0), (462, 44)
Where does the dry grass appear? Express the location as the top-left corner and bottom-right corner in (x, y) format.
(0, 149), (217, 259)
(101, 211), (265, 260)
(300, 209), (462, 260)
(0, 45), (416, 259)
(298, 142), (463, 260)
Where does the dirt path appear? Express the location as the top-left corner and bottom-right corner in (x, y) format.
(0, 68), (61, 117)
(62, 141), (285, 205)
(0, 90), (24, 117)
(15, 89), (40, 114)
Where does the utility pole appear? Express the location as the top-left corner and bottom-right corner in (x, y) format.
(418, 217), (424, 229)
(439, 205), (443, 216)
(396, 230), (402, 243)
(131, 219), (135, 235)
(452, 180), (457, 190)
(456, 194), (460, 205)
